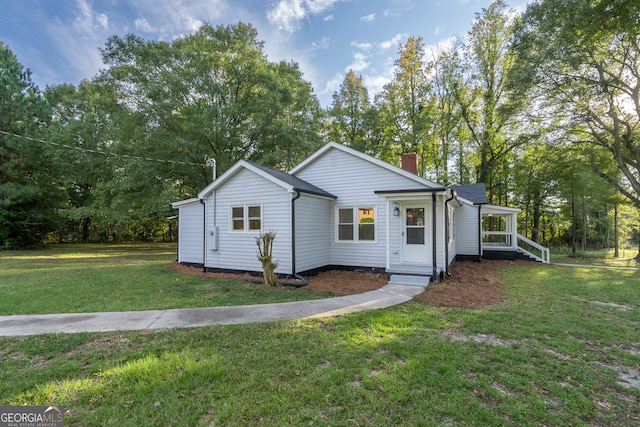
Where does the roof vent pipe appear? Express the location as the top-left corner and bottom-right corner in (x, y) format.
(205, 156), (217, 181)
(401, 153), (418, 175)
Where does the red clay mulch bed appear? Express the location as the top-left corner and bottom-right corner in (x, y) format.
(168, 260), (530, 309)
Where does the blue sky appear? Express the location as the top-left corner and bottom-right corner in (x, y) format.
(0, 0), (524, 107)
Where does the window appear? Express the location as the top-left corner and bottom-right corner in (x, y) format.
(248, 206), (261, 230)
(405, 207), (425, 244)
(337, 206), (375, 242)
(232, 206), (245, 231)
(338, 208), (354, 240)
(231, 205), (261, 232)
(358, 208), (375, 241)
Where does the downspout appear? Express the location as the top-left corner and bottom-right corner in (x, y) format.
(174, 207), (180, 262)
(444, 190), (456, 277)
(432, 192), (438, 282)
(291, 190), (301, 275)
(478, 204), (483, 262)
(200, 198), (206, 272)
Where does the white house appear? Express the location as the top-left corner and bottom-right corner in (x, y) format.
(172, 142), (548, 283)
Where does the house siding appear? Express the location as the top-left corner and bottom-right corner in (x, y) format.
(204, 168), (292, 274)
(294, 148), (433, 269)
(447, 203), (457, 265)
(294, 194), (332, 273)
(455, 202), (480, 256)
(177, 201), (204, 264)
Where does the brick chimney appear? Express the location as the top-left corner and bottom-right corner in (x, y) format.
(401, 153), (418, 175)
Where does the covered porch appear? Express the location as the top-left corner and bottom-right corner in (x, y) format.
(481, 204), (550, 263)
(375, 188), (456, 282)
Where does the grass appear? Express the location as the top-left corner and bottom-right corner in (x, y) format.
(551, 246), (640, 267)
(0, 243), (330, 315)
(0, 257), (638, 425)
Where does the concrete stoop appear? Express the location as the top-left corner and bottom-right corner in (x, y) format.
(388, 274), (430, 288)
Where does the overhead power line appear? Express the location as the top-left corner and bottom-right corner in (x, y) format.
(0, 130), (206, 167)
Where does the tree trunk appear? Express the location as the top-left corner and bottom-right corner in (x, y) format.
(532, 190), (542, 243)
(82, 217), (91, 242)
(581, 197), (587, 251)
(571, 191), (577, 257)
(614, 202), (619, 258)
(256, 231), (279, 286)
(636, 219), (640, 263)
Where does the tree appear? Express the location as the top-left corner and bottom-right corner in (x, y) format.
(90, 23), (323, 239)
(429, 43), (467, 185)
(376, 36), (436, 176)
(328, 69), (371, 152)
(0, 43), (59, 248)
(512, 141), (561, 243)
(457, 0), (522, 203)
(100, 23), (322, 188)
(45, 81), (123, 241)
(513, 0), (640, 209)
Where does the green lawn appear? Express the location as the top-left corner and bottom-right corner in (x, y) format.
(0, 243), (329, 315)
(1, 259), (638, 425)
(551, 247), (640, 267)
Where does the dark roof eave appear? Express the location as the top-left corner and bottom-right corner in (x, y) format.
(294, 187), (337, 199)
(375, 188), (447, 195)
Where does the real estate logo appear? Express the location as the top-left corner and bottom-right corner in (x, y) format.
(0, 406), (64, 427)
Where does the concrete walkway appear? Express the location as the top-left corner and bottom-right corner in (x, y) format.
(0, 283), (426, 337)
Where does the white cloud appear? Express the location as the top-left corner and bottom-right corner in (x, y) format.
(425, 36), (459, 63)
(378, 33), (404, 50)
(130, 0), (227, 36)
(267, 0), (306, 32)
(360, 13), (375, 22)
(267, 0), (338, 32)
(324, 14), (335, 22)
(47, 24), (104, 83)
(135, 18), (155, 33)
(74, 0), (109, 34)
(347, 52), (370, 72)
(434, 25), (441, 36)
(306, 0), (338, 14)
(312, 37), (330, 49)
(322, 72), (345, 98)
(351, 41), (373, 51)
(364, 74), (391, 97)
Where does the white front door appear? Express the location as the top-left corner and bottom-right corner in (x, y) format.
(402, 205), (431, 264)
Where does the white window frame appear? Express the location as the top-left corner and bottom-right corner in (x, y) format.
(230, 204), (262, 232)
(335, 205), (376, 243)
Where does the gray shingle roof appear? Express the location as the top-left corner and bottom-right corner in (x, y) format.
(247, 161), (337, 199)
(450, 183), (488, 205)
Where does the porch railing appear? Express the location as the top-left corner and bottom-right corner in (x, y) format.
(482, 231), (513, 247)
(516, 234), (550, 264)
(482, 232), (550, 264)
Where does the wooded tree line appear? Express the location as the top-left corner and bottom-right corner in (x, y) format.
(1, 0), (639, 255)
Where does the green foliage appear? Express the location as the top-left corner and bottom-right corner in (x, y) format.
(328, 69), (371, 152)
(375, 36), (436, 174)
(512, 0), (640, 208)
(0, 43), (61, 249)
(2, 23), (324, 246)
(3, 2), (640, 252)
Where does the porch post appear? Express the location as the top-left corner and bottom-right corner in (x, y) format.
(511, 213), (518, 250)
(386, 199), (391, 270)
